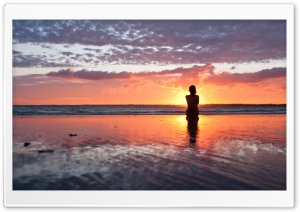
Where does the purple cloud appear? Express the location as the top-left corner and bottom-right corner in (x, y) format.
(13, 20), (286, 67)
(47, 68), (132, 80)
(61, 51), (73, 56)
(204, 67), (286, 85)
(13, 51), (75, 68)
(46, 64), (215, 81)
(46, 65), (286, 90)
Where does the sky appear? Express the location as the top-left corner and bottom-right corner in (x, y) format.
(12, 20), (286, 105)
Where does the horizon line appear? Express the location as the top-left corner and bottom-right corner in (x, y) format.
(13, 103), (287, 106)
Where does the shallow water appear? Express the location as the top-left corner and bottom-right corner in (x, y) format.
(13, 115), (286, 190)
(13, 104), (286, 115)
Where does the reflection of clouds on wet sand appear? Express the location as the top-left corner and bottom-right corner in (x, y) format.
(13, 114), (286, 190)
(212, 138), (285, 158)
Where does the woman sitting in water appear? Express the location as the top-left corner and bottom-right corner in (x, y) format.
(186, 85), (199, 118)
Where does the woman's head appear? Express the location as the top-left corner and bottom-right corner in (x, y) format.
(189, 85), (196, 96)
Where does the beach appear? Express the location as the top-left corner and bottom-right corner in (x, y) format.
(13, 114), (286, 190)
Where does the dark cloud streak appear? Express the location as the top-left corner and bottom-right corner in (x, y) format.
(204, 67), (286, 85)
(47, 68), (132, 80)
(46, 65), (213, 80)
(46, 65), (286, 90)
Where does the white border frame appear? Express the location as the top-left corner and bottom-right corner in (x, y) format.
(4, 3), (294, 207)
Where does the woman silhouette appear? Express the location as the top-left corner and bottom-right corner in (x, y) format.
(185, 85), (199, 118)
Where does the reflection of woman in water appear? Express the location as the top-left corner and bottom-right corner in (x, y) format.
(185, 85), (199, 118)
(187, 117), (199, 143)
(186, 85), (199, 143)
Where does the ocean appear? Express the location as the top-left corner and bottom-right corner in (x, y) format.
(13, 104), (286, 116)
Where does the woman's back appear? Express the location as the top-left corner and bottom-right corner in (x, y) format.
(186, 94), (199, 117)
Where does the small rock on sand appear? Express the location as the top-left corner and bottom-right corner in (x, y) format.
(24, 142), (31, 147)
(38, 149), (54, 153)
(69, 134), (77, 136)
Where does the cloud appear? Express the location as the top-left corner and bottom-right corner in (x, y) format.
(13, 51), (75, 68)
(47, 68), (132, 80)
(83, 47), (101, 53)
(41, 44), (51, 49)
(203, 67), (286, 85)
(13, 50), (22, 55)
(46, 64), (286, 92)
(61, 51), (74, 56)
(46, 64), (214, 81)
(13, 20), (286, 67)
(13, 53), (44, 67)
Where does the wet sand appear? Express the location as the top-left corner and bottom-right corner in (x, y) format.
(13, 115), (286, 190)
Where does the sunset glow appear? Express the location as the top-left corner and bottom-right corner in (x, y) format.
(12, 20), (286, 105)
